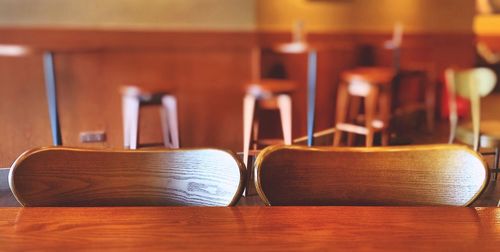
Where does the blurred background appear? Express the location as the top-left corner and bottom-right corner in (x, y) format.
(0, 0), (497, 168)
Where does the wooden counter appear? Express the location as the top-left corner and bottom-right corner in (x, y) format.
(0, 206), (499, 251)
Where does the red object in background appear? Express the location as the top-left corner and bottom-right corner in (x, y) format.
(440, 71), (470, 119)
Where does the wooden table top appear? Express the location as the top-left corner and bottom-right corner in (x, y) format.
(1, 207), (499, 251)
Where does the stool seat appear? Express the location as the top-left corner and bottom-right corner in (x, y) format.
(121, 86), (171, 104)
(341, 67), (395, 85)
(121, 85), (179, 149)
(245, 79), (296, 98)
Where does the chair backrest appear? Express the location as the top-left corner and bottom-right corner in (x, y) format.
(445, 67), (497, 150)
(9, 147), (245, 207)
(254, 144), (488, 206)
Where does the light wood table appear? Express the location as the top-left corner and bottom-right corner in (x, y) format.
(1, 207), (499, 251)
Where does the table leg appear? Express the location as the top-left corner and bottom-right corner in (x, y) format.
(43, 51), (62, 146)
(307, 50), (317, 147)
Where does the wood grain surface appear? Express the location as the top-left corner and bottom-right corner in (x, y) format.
(255, 144), (489, 206)
(0, 207), (498, 251)
(9, 147), (245, 206)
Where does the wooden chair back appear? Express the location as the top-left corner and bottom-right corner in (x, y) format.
(445, 67), (497, 150)
(254, 144), (488, 206)
(9, 147), (245, 207)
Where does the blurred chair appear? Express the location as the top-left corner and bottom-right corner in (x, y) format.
(254, 144), (488, 206)
(445, 67), (500, 180)
(121, 86), (179, 149)
(384, 23), (436, 132)
(393, 66), (436, 132)
(243, 80), (294, 168)
(334, 67), (395, 146)
(9, 147), (245, 206)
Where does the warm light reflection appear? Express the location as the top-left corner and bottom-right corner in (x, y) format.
(274, 41), (309, 54)
(0, 45), (30, 56)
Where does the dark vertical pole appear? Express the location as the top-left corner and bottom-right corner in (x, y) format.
(393, 46), (401, 72)
(307, 50), (317, 147)
(494, 147), (499, 181)
(43, 51), (62, 146)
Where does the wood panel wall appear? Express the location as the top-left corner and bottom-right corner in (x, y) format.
(0, 28), (475, 167)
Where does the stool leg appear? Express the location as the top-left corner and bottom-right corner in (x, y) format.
(379, 88), (391, 146)
(364, 86), (379, 147)
(347, 96), (361, 146)
(494, 147), (499, 181)
(122, 95), (130, 148)
(127, 97), (140, 150)
(252, 116), (259, 150)
(243, 94), (256, 168)
(277, 94), (292, 145)
(162, 95), (180, 149)
(334, 82), (349, 146)
(159, 105), (171, 148)
(425, 78), (436, 132)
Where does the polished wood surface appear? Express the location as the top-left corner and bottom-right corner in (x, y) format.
(9, 147), (245, 206)
(0, 207), (499, 251)
(255, 144), (488, 206)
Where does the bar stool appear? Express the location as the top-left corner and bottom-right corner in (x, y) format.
(333, 67), (396, 147)
(243, 79), (294, 168)
(121, 86), (179, 149)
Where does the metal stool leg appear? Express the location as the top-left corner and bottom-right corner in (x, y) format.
(243, 94), (256, 169)
(159, 104), (171, 148)
(162, 95), (180, 148)
(122, 95), (131, 148)
(494, 147), (499, 181)
(128, 97), (140, 150)
(277, 94), (292, 145)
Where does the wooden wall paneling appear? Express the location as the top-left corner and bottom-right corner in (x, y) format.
(0, 28), (256, 51)
(0, 56), (52, 167)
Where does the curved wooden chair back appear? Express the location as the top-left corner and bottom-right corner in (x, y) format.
(9, 147), (245, 207)
(254, 144), (488, 206)
(445, 67), (497, 150)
